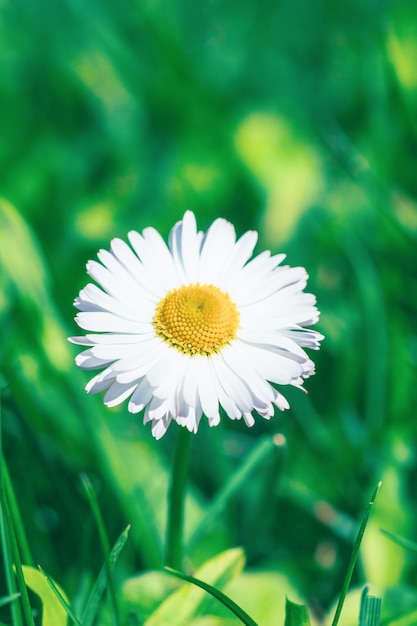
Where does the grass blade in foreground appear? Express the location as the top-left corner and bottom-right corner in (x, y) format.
(284, 597), (311, 626)
(81, 524), (130, 626)
(0, 495), (35, 626)
(3, 460), (32, 567)
(38, 566), (82, 626)
(0, 593), (20, 609)
(380, 529), (417, 553)
(331, 481), (382, 626)
(359, 587), (381, 626)
(81, 473), (121, 626)
(21, 566), (69, 626)
(164, 566), (259, 626)
(0, 385), (24, 626)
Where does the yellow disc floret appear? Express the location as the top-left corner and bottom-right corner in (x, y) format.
(153, 283), (240, 356)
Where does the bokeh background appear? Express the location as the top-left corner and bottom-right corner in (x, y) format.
(1, 0), (417, 624)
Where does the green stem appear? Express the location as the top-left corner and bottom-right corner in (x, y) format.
(165, 427), (193, 569)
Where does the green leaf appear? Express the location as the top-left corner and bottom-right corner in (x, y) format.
(0, 593), (20, 608)
(285, 598), (312, 626)
(380, 529), (417, 554)
(80, 474), (121, 626)
(81, 524), (130, 626)
(145, 548), (247, 626)
(22, 566), (68, 626)
(164, 567), (259, 626)
(122, 570), (180, 622)
(0, 199), (48, 303)
(331, 481), (382, 626)
(39, 566), (82, 626)
(1, 498), (35, 626)
(359, 587), (381, 626)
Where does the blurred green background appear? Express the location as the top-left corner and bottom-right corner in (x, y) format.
(1, 0), (417, 623)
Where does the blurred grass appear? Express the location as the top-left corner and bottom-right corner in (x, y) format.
(1, 0), (417, 623)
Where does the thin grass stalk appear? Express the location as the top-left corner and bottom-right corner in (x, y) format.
(1, 494), (36, 626)
(331, 482), (381, 626)
(0, 386), (24, 626)
(81, 474), (121, 626)
(3, 460), (32, 566)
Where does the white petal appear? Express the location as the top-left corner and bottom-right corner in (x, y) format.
(208, 360), (242, 419)
(221, 343), (275, 401)
(232, 341), (303, 385)
(243, 413), (255, 427)
(152, 352), (188, 399)
(89, 339), (154, 361)
(85, 367), (116, 394)
(151, 414), (172, 439)
(146, 396), (170, 422)
(75, 312), (153, 334)
(273, 389), (290, 411)
(76, 351), (114, 370)
(104, 381), (137, 407)
(71, 332), (155, 346)
(168, 212), (203, 283)
(218, 230), (258, 290)
(127, 229), (179, 292)
(75, 283), (153, 321)
(196, 358), (220, 419)
(210, 353), (253, 413)
(144, 345), (183, 387)
(178, 211), (201, 282)
(85, 259), (152, 309)
(128, 378), (154, 413)
(197, 218), (237, 284)
(182, 359), (200, 408)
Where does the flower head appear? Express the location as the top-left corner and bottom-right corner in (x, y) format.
(70, 211), (323, 439)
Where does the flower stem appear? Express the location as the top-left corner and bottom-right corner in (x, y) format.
(165, 427), (193, 569)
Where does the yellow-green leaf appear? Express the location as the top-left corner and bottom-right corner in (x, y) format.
(21, 566), (68, 626)
(145, 548), (245, 626)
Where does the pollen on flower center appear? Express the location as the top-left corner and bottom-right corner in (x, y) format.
(153, 283), (240, 356)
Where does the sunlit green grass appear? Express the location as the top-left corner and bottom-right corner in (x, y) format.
(1, 0), (417, 624)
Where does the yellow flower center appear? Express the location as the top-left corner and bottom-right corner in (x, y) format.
(153, 283), (240, 356)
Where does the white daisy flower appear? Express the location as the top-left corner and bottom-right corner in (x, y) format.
(70, 211), (323, 439)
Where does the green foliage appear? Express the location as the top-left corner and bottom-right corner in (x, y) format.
(284, 598), (311, 626)
(146, 549), (246, 625)
(21, 567), (68, 626)
(359, 588), (381, 626)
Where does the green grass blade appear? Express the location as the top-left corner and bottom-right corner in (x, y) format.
(1, 496), (36, 626)
(284, 597), (311, 626)
(81, 473), (121, 626)
(81, 524), (130, 626)
(380, 529), (417, 553)
(38, 566), (82, 626)
(359, 587), (381, 626)
(380, 606), (417, 626)
(0, 593), (20, 609)
(188, 435), (282, 548)
(0, 385), (24, 626)
(22, 566), (69, 626)
(3, 459), (32, 566)
(164, 566), (260, 626)
(331, 481), (382, 626)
